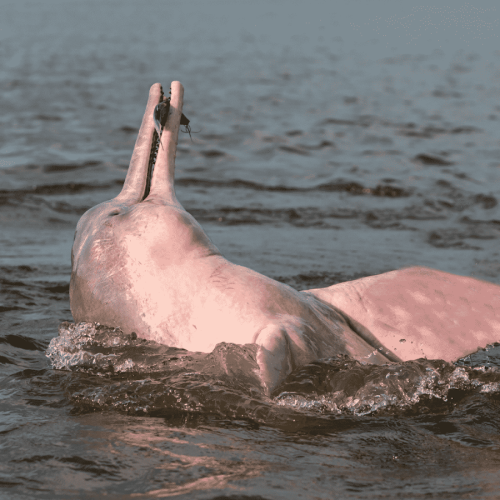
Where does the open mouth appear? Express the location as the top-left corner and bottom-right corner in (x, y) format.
(143, 85), (192, 200)
(117, 82), (187, 206)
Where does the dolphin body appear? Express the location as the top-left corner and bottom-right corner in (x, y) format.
(70, 82), (500, 394)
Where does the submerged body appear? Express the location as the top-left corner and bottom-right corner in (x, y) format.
(70, 82), (500, 394)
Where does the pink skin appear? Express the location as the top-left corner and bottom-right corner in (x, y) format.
(70, 81), (500, 395)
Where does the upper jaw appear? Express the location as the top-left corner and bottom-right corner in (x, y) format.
(114, 83), (164, 205)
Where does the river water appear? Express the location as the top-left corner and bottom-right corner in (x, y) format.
(2, 1), (500, 498)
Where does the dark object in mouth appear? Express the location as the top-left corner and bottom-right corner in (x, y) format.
(145, 90), (193, 199)
(153, 98), (192, 139)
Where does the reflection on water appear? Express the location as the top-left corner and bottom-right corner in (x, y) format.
(2, 0), (500, 498)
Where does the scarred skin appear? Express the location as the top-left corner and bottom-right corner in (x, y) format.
(70, 81), (500, 395)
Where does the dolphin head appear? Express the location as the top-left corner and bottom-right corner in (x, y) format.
(70, 82), (221, 331)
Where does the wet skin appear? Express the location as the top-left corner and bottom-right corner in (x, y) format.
(70, 82), (500, 395)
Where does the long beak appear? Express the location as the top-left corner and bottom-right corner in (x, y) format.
(145, 81), (184, 205)
(116, 83), (162, 204)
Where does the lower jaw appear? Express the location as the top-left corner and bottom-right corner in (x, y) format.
(143, 86), (166, 200)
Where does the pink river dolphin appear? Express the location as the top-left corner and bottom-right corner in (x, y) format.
(70, 81), (500, 394)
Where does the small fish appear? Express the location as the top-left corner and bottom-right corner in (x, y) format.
(153, 99), (192, 148)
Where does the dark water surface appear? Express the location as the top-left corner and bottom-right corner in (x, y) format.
(2, 1), (500, 498)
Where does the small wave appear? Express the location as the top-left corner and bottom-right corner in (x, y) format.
(176, 177), (412, 196)
(46, 322), (188, 374)
(1, 334), (47, 352)
(199, 149), (226, 158)
(46, 322), (500, 422)
(46, 322), (268, 418)
(274, 355), (500, 416)
(397, 124), (482, 138)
